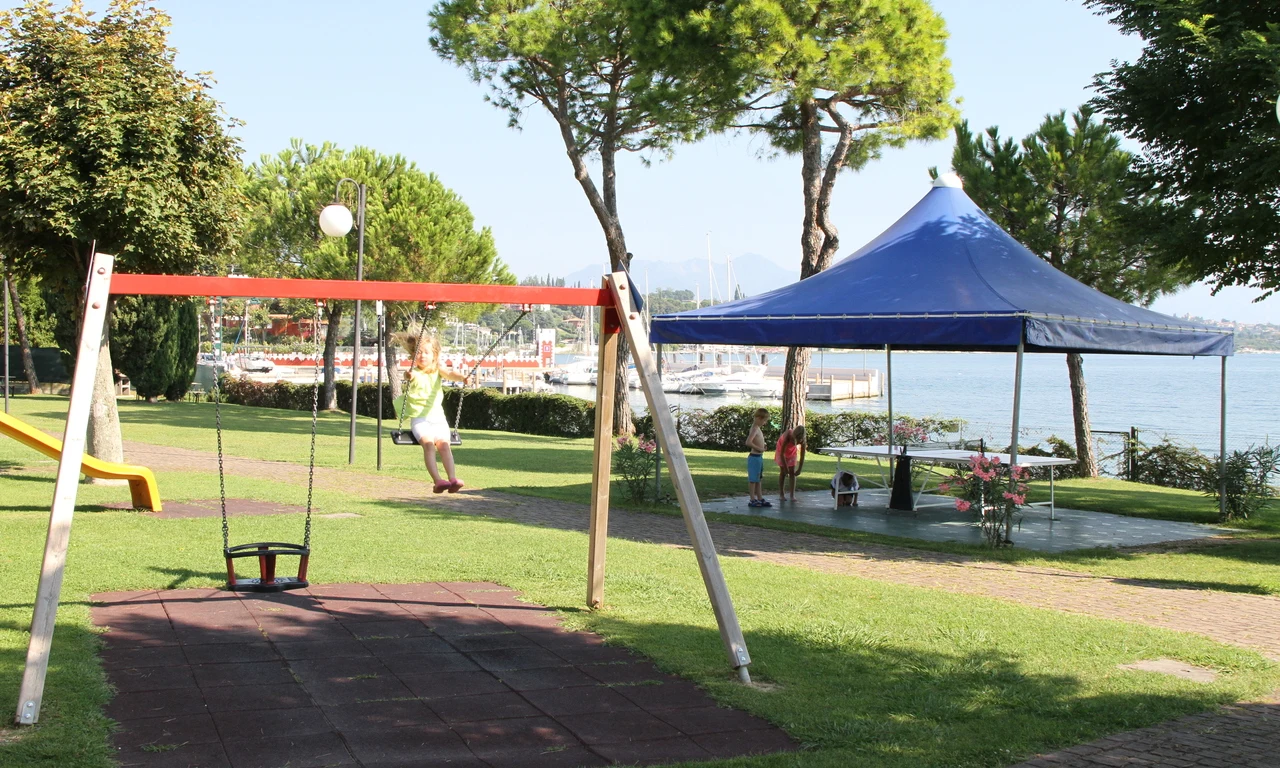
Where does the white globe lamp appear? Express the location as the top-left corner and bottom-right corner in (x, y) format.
(318, 203), (354, 237)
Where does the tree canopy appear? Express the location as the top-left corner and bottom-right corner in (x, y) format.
(1087, 0), (1280, 296)
(940, 108), (1189, 475)
(719, 0), (958, 428)
(0, 0), (243, 292)
(0, 0), (243, 460)
(241, 140), (511, 406)
(429, 0), (744, 434)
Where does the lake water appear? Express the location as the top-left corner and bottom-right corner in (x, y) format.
(554, 351), (1279, 454)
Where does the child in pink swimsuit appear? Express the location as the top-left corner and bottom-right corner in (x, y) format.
(775, 425), (806, 502)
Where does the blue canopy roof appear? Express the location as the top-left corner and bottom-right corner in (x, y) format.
(650, 178), (1233, 356)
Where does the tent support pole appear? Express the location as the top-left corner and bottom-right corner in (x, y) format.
(885, 344), (894, 483)
(587, 289), (619, 610)
(1007, 336), (1025, 544)
(1219, 356), (1227, 520)
(607, 272), (753, 683)
(16, 253), (114, 725)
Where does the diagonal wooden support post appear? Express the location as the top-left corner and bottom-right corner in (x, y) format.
(587, 287), (620, 609)
(16, 253), (115, 725)
(605, 272), (753, 683)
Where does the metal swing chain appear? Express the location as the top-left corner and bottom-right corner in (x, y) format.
(454, 308), (529, 430)
(303, 300), (323, 551)
(213, 298), (229, 552)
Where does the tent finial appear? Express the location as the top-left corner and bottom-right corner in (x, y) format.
(933, 172), (963, 189)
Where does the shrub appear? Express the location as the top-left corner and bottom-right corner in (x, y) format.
(649, 406), (958, 453)
(939, 455), (1030, 547)
(1204, 445), (1280, 522)
(1131, 438), (1215, 491)
(1007, 436), (1079, 480)
(612, 436), (657, 502)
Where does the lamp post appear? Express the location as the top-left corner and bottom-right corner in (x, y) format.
(319, 178), (367, 465)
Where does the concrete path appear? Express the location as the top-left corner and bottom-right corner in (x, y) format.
(120, 441), (1280, 662)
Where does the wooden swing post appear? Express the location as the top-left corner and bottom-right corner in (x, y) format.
(16, 254), (114, 725)
(587, 286), (620, 609)
(606, 272), (753, 683)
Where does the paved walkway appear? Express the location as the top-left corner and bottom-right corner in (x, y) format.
(110, 442), (1280, 767)
(120, 441), (1280, 662)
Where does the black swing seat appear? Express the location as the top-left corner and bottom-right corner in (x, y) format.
(390, 428), (462, 446)
(224, 541), (310, 593)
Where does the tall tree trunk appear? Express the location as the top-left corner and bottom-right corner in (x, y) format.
(780, 347), (810, 430)
(322, 303), (344, 410)
(780, 100), (827, 431)
(87, 300), (125, 481)
(383, 316), (401, 402)
(1066, 352), (1099, 477)
(4, 273), (40, 391)
(549, 81), (633, 436)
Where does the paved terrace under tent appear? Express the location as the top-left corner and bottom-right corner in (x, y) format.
(651, 173), (1235, 539)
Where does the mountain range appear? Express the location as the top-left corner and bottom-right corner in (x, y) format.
(561, 253), (799, 299)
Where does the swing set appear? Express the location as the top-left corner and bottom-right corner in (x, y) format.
(14, 253), (753, 726)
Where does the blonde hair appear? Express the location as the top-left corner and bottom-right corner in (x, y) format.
(753, 408), (769, 422)
(793, 424), (806, 444)
(395, 328), (442, 373)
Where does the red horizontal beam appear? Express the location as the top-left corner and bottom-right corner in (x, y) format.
(107, 274), (613, 307)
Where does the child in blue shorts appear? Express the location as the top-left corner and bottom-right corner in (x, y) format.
(745, 408), (771, 507)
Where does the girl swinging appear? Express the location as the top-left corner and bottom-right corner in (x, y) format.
(397, 329), (467, 493)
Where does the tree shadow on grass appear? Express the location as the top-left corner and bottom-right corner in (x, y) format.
(0, 619), (113, 767)
(147, 566), (228, 591)
(586, 616), (1263, 767)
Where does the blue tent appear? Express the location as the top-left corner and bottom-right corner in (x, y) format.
(647, 175), (1231, 523)
(650, 176), (1232, 356)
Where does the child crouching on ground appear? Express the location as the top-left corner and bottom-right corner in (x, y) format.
(745, 408), (771, 507)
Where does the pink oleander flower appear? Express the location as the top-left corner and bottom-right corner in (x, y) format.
(990, 455), (1002, 465)
(955, 499), (971, 512)
(616, 436), (630, 449)
(640, 440), (657, 453)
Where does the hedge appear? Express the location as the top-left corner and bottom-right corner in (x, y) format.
(636, 404), (962, 452)
(218, 376), (594, 439)
(217, 375), (965, 450)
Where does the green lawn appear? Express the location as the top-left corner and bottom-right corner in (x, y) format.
(0, 396), (1278, 766)
(5, 395), (1280, 596)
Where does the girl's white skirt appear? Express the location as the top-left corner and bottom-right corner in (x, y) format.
(410, 410), (453, 444)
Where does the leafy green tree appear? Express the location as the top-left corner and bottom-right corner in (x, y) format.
(1086, 0), (1280, 296)
(429, 0), (747, 434)
(241, 140), (508, 405)
(940, 109), (1188, 476)
(111, 296), (198, 402)
(0, 0), (242, 462)
(724, 0), (959, 430)
(2, 261), (40, 391)
(164, 298), (199, 402)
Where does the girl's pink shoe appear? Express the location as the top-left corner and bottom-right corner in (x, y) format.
(433, 481), (451, 494)
(447, 479), (465, 493)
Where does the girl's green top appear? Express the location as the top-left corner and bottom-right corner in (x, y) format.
(403, 369), (444, 418)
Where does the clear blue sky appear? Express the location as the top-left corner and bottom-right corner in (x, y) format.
(17, 0), (1280, 322)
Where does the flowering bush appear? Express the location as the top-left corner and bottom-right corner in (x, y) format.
(890, 422), (930, 445)
(939, 454), (1030, 547)
(613, 436), (658, 503)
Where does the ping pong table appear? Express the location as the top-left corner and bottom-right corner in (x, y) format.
(818, 445), (1076, 518)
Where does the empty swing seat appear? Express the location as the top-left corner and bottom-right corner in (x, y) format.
(224, 541), (310, 593)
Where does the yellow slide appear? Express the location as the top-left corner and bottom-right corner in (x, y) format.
(0, 410), (162, 512)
